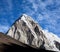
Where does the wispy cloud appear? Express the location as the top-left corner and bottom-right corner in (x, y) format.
(26, 0), (60, 36)
(0, 25), (10, 33)
(0, 0), (60, 37)
(0, 0), (14, 33)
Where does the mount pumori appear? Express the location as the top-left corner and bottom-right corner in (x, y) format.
(7, 14), (60, 52)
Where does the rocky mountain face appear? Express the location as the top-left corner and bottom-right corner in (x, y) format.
(7, 14), (60, 52)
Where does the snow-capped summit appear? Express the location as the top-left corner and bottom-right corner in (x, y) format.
(21, 14), (38, 23)
(7, 14), (60, 52)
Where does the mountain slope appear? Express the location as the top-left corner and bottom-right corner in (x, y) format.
(0, 32), (55, 52)
(7, 14), (60, 52)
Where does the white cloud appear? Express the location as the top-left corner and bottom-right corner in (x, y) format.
(0, 0), (60, 37)
(27, 0), (60, 37)
(0, 25), (9, 33)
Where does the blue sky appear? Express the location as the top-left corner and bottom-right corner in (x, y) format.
(0, 0), (60, 37)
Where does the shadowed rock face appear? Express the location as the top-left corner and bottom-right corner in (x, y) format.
(0, 32), (55, 52)
(34, 26), (40, 36)
(7, 14), (60, 52)
(54, 41), (60, 50)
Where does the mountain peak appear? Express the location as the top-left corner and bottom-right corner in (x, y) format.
(21, 14), (38, 24)
(21, 14), (28, 21)
(22, 14), (28, 16)
(7, 14), (60, 52)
